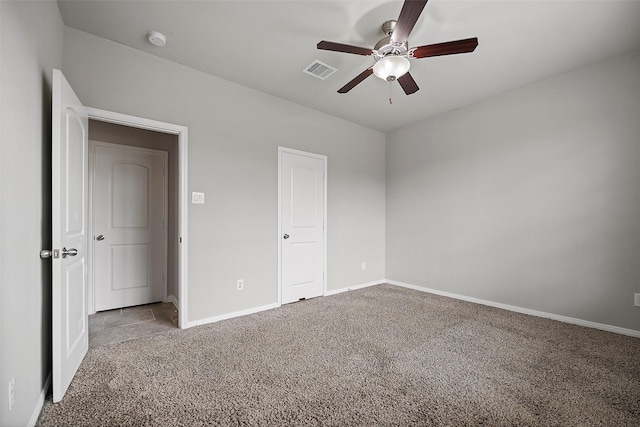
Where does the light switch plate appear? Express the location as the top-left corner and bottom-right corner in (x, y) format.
(192, 192), (205, 204)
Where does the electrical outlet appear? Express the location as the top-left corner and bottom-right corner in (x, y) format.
(634, 293), (640, 307)
(8, 377), (15, 411)
(361, 262), (367, 271)
(237, 279), (244, 291)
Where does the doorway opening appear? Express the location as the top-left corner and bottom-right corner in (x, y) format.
(88, 121), (178, 346)
(86, 108), (189, 330)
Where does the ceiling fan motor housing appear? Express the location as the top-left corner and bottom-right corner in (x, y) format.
(382, 19), (397, 36)
(374, 36), (408, 57)
(374, 20), (408, 58)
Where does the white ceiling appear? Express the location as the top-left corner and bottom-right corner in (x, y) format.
(57, 0), (640, 133)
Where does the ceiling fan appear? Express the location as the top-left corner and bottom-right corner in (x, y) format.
(317, 0), (478, 95)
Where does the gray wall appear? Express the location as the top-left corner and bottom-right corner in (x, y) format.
(89, 120), (180, 302)
(62, 28), (386, 322)
(386, 50), (640, 331)
(0, 2), (64, 426)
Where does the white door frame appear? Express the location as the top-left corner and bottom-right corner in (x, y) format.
(86, 107), (189, 329)
(277, 147), (327, 305)
(90, 141), (169, 311)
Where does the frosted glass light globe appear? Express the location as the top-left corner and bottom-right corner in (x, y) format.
(373, 56), (410, 81)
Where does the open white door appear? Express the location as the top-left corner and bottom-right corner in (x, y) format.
(51, 69), (89, 402)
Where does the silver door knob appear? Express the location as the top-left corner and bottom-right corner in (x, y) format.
(96, 235), (105, 241)
(40, 249), (59, 259)
(61, 247), (78, 258)
(283, 234), (290, 239)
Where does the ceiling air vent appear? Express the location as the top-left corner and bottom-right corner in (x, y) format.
(303, 60), (337, 80)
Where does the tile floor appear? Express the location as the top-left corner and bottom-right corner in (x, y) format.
(88, 302), (178, 348)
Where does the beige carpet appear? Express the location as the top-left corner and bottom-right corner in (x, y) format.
(37, 284), (640, 426)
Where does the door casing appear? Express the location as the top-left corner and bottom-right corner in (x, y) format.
(277, 146), (327, 305)
(86, 108), (189, 328)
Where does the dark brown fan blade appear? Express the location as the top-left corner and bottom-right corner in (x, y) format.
(391, 0), (428, 44)
(397, 72), (419, 95)
(317, 41), (373, 56)
(410, 38), (478, 59)
(338, 68), (374, 93)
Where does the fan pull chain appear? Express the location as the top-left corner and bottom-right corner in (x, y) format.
(389, 81), (393, 105)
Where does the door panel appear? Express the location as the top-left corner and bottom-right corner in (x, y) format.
(112, 163), (149, 228)
(280, 150), (326, 304)
(65, 260), (86, 351)
(66, 115), (85, 235)
(292, 167), (317, 227)
(110, 244), (149, 290)
(291, 242), (319, 284)
(52, 69), (89, 402)
(93, 143), (167, 311)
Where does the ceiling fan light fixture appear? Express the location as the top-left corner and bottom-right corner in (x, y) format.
(373, 56), (410, 81)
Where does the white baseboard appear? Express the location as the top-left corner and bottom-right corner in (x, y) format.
(28, 373), (51, 427)
(386, 280), (640, 338)
(184, 281), (385, 328)
(165, 294), (179, 310)
(324, 279), (385, 297)
(186, 302), (281, 329)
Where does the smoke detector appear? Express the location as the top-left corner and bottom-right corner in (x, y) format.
(147, 31), (167, 47)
